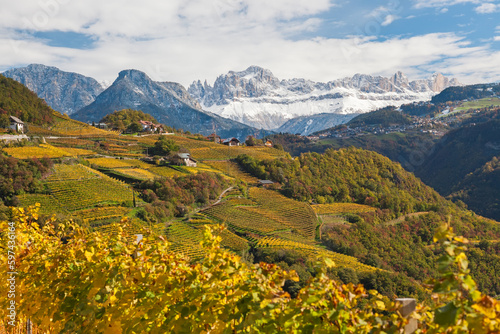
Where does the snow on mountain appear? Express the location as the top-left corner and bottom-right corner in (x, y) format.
(189, 66), (461, 132)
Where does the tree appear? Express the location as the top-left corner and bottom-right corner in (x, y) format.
(153, 136), (180, 156)
(126, 121), (143, 133)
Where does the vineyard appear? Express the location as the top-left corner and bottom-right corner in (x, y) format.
(75, 206), (132, 223)
(3, 144), (95, 159)
(165, 222), (206, 259)
(204, 160), (259, 183)
(255, 236), (377, 272)
(248, 188), (318, 239)
(312, 203), (377, 215)
(17, 194), (69, 215)
(46, 164), (108, 182)
(49, 114), (116, 136)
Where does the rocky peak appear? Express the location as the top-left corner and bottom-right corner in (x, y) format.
(3, 64), (104, 114)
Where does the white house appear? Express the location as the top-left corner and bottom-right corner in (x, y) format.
(9, 116), (24, 133)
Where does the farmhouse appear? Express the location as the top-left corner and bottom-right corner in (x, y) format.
(258, 180), (274, 187)
(174, 153), (197, 167)
(9, 116), (24, 133)
(206, 133), (221, 144)
(139, 120), (163, 133)
(222, 138), (240, 146)
(264, 140), (273, 147)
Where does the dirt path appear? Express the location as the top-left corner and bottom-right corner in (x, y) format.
(213, 186), (235, 206)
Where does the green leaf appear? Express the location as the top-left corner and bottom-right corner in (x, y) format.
(95, 307), (106, 320)
(434, 301), (459, 327)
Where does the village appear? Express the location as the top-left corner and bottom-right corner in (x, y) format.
(306, 116), (449, 141)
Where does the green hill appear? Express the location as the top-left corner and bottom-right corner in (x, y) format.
(346, 107), (412, 128)
(415, 120), (500, 194)
(100, 108), (160, 132)
(449, 156), (500, 220)
(431, 83), (500, 104)
(238, 147), (445, 214)
(0, 74), (56, 126)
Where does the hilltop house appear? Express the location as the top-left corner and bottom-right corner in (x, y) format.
(264, 140), (273, 147)
(173, 153), (197, 167)
(139, 120), (163, 133)
(9, 116), (24, 133)
(206, 133), (221, 144)
(222, 138), (240, 146)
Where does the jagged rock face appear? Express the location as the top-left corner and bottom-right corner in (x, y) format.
(72, 69), (263, 139)
(188, 66), (461, 131)
(3, 64), (104, 114)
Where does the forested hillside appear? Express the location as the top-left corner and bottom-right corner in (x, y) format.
(238, 147), (443, 214)
(0, 74), (56, 126)
(415, 120), (500, 195)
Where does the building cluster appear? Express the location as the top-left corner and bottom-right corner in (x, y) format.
(205, 133), (273, 147)
(317, 118), (447, 140)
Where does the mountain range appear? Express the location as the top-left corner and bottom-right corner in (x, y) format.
(71, 69), (265, 139)
(3, 64), (104, 115)
(189, 66), (460, 134)
(3, 64), (460, 137)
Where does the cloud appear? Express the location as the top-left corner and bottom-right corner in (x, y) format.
(412, 0), (485, 9)
(494, 36), (500, 41)
(440, 7), (449, 13)
(381, 15), (399, 26)
(475, 2), (499, 13)
(0, 1), (499, 87)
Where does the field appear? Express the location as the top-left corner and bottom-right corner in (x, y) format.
(312, 203), (377, 215)
(455, 97), (500, 111)
(248, 188), (317, 239)
(204, 160), (259, 183)
(4, 144), (95, 159)
(255, 236), (376, 272)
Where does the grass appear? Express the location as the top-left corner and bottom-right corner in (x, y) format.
(455, 97), (500, 112)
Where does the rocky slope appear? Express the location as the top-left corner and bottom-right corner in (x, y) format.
(3, 64), (104, 115)
(72, 69), (264, 139)
(189, 66), (461, 133)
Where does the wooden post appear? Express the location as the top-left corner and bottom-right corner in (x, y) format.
(26, 318), (32, 334)
(396, 298), (417, 334)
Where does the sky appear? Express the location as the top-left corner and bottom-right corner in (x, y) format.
(0, 0), (499, 87)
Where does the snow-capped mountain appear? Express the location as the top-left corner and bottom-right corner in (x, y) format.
(3, 64), (104, 115)
(189, 66), (461, 133)
(72, 69), (268, 139)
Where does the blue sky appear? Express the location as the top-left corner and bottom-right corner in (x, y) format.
(0, 0), (499, 86)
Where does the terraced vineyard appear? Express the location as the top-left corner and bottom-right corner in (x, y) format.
(46, 164), (106, 182)
(248, 188), (318, 239)
(43, 163), (135, 212)
(4, 144), (94, 159)
(113, 168), (158, 180)
(203, 201), (287, 234)
(86, 157), (151, 169)
(255, 237), (376, 272)
(49, 114), (115, 136)
(165, 222), (206, 259)
(75, 206), (132, 223)
(17, 194), (69, 215)
(312, 203), (377, 215)
(204, 161), (259, 183)
(48, 179), (133, 211)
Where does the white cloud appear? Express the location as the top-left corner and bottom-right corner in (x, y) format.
(412, 0), (488, 9)
(494, 36), (500, 41)
(381, 15), (399, 26)
(475, 2), (499, 13)
(0, 1), (499, 87)
(440, 7), (449, 13)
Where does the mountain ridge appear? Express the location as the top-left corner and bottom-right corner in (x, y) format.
(189, 66), (461, 133)
(72, 69), (267, 139)
(3, 64), (104, 115)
